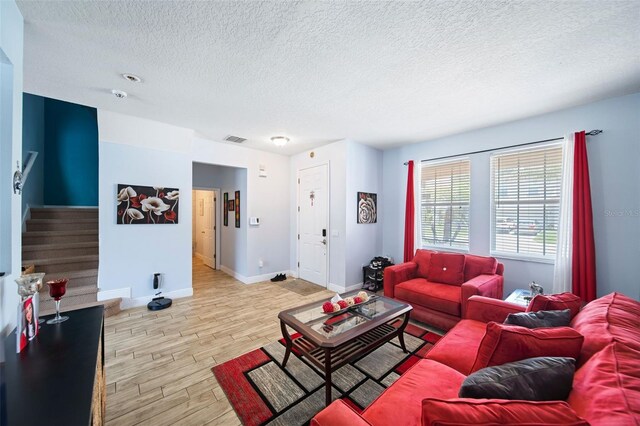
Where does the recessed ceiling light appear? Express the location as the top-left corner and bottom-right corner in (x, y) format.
(270, 136), (289, 147)
(111, 89), (128, 99)
(122, 73), (142, 83)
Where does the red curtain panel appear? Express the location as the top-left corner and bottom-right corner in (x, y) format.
(572, 131), (597, 302)
(404, 160), (415, 262)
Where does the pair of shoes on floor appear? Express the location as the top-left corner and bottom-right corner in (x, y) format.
(271, 273), (287, 282)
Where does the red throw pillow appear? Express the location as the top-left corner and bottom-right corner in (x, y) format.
(421, 398), (589, 426)
(463, 254), (498, 282)
(567, 341), (640, 425)
(413, 249), (436, 279)
(471, 322), (584, 372)
(527, 292), (582, 319)
(427, 253), (465, 285)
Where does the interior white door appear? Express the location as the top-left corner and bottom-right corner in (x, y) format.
(202, 191), (215, 269)
(195, 190), (216, 269)
(298, 164), (328, 286)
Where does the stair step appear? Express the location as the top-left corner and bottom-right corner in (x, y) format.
(30, 207), (98, 220)
(39, 292), (98, 315)
(22, 230), (98, 245)
(24, 255), (99, 274)
(22, 242), (98, 261)
(26, 218), (98, 232)
(40, 298), (121, 318)
(39, 283), (97, 302)
(42, 271), (98, 289)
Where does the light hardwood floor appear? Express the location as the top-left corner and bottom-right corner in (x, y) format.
(104, 258), (334, 425)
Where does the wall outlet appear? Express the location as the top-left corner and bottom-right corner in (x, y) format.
(258, 259), (264, 268)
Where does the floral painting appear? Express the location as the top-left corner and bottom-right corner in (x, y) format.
(117, 184), (180, 224)
(357, 192), (377, 224)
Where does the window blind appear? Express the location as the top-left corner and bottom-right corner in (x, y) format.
(420, 158), (470, 250)
(491, 144), (563, 259)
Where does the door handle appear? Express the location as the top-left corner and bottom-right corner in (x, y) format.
(201, 231), (205, 233)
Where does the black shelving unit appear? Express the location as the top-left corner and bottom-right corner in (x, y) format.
(362, 263), (393, 292)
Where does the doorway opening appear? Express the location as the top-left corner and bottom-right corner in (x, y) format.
(192, 189), (219, 269)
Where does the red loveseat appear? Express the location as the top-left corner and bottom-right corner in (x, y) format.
(312, 292), (640, 426)
(383, 249), (504, 331)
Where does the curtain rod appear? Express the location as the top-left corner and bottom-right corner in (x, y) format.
(403, 129), (603, 165)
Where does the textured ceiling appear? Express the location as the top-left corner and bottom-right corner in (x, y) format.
(17, 1), (640, 155)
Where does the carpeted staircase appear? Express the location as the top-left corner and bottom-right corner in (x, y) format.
(22, 207), (121, 317)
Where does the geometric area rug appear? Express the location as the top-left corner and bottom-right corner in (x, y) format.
(212, 320), (442, 426)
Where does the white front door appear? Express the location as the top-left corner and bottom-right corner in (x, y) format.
(298, 164), (329, 286)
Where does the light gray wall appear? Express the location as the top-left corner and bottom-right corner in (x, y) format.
(345, 141), (383, 286)
(99, 141), (192, 299)
(382, 92), (640, 300)
(192, 162), (248, 276)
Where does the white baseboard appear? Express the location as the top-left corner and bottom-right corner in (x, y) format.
(120, 287), (194, 309)
(327, 282), (363, 294)
(97, 287), (131, 301)
(219, 266), (296, 285)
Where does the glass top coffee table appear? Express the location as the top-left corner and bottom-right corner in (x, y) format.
(278, 291), (412, 406)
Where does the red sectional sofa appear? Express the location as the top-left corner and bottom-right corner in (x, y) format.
(383, 249), (504, 331)
(312, 292), (640, 426)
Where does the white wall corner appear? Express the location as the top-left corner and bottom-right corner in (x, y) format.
(119, 287), (194, 309)
(219, 265), (249, 284)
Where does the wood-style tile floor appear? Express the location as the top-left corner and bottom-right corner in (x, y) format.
(104, 258), (333, 425)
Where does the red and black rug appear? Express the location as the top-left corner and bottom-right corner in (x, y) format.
(212, 320), (442, 426)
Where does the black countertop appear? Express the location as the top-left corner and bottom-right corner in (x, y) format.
(4, 306), (104, 426)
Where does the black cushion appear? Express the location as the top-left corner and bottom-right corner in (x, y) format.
(459, 357), (575, 401)
(504, 309), (571, 328)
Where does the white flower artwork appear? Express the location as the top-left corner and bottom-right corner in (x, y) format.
(357, 192), (377, 224)
(117, 184), (180, 224)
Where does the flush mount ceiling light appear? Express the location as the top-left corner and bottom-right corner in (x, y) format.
(111, 89), (128, 99)
(122, 73), (142, 83)
(270, 136), (289, 147)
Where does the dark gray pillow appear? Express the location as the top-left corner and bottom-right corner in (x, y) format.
(504, 309), (571, 328)
(459, 357), (575, 401)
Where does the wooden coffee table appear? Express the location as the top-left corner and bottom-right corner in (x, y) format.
(278, 291), (412, 406)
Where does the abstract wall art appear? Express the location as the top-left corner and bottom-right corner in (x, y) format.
(223, 192), (229, 226)
(357, 192), (377, 224)
(117, 184), (179, 224)
(235, 190), (241, 228)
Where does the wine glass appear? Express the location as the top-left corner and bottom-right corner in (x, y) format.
(46, 278), (69, 324)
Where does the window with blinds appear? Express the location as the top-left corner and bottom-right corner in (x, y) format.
(491, 144), (563, 260)
(420, 158), (470, 250)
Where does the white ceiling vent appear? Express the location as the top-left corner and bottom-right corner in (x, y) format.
(224, 135), (247, 143)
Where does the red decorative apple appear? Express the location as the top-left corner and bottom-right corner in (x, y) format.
(322, 301), (334, 313)
(337, 300), (348, 310)
(353, 296), (363, 304)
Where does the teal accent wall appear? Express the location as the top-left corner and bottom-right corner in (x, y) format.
(42, 97), (98, 206)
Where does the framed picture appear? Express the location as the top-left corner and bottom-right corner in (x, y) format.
(229, 200), (235, 211)
(223, 192), (228, 226)
(357, 192), (377, 224)
(117, 184), (179, 224)
(235, 190), (241, 228)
